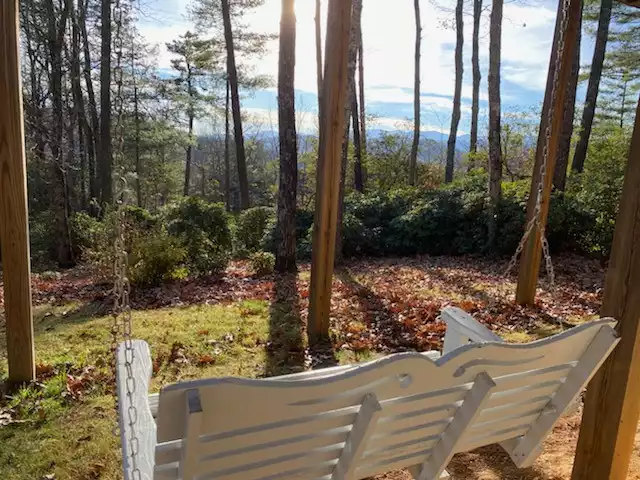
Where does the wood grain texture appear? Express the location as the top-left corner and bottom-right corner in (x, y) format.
(0, 0), (35, 384)
(515, 0), (582, 305)
(307, 0), (353, 343)
(572, 98), (640, 480)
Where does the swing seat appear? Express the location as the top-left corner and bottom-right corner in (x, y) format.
(116, 307), (619, 480)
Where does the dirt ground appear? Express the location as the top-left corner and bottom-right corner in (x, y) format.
(373, 408), (640, 479)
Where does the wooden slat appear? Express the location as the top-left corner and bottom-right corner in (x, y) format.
(441, 307), (503, 354)
(332, 393), (383, 480)
(415, 373), (496, 480)
(0, 0), (35, 384)
(116, 341), (156, 480)
(180, 389), (203, 480)
(504, 325), (619, 467)
(156, 319), (614, 443)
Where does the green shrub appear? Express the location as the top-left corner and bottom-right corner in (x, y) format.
(129, 230), (188, 286)
(261, 208), (315, 258)
(166, 197), (232, 275)
(235, 206), (275, 253)
(249, 251), (275, 276)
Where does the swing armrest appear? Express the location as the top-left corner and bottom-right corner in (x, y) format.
(441, 307), (504, 354)
(116, 340), (157, 480)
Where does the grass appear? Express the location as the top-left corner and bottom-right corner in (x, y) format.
(0, 256), (596, 479)
(0, 298), (311, 479)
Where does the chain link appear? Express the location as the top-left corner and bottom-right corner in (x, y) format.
(110, 0), (141, 478)
(504, 0), (571, 286)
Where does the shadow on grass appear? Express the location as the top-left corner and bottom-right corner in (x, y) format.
(265, 272), (306, 377)
(32, 301), (108, 335)
(265, 272), (338, 377)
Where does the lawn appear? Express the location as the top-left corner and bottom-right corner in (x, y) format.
(1, 255), (639, 479)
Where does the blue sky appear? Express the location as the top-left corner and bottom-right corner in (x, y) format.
(138, 0), (595, 135)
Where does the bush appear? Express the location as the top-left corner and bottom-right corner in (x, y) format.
(250, 251), (275, 276)
(129, 230), (188, 286)
(166, 197), (232, 275)
(235, 206), (275, 253)
(260, 208), (315, 258)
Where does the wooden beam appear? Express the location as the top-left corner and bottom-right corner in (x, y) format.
(413, 372), (495, 480)
(571, 97), (640, 480)
(515, 0), (582, 306)
(332, 393), (382, 480)
(0, 0), (35, 384)
(307, 0), (353, 344)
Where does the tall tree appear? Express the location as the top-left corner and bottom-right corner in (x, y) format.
(222, 0), (249, 209)
(224, 78), (231, 210)
(445, 0), (464, 183)
(276, 0), (298, 272)
(100, 0), (112, 205)
(46, 0), (74, 266)
(487, 0), (503, 246)
(352, 90), (364, 192)
(554, 3), (583, 192)
(358, 24), (366, 158)
(409, 0), (421, 186)
(166, 32), (217, 197)
(572, 0), (613, 173)
(470, 0), (483, 156)
(315, 0), (323, 122)
(335, 0), (362, 263)
(79, 0), (99, 207)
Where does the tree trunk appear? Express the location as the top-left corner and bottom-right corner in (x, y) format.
(79, 0), (99, 208)
(132, 46), (142, 207)
(185, 115), (194, 196)
(224, 78), (231, 211)
(276, 0), (298, 273)
(409, 0), (421, 186)
(487, 0), (503, 247)
(315, 0), (323, 123)
(470, 0), (483, 157)
(358, 24), (366, 158)
(221, 0), (250, 210)
(554, 1), (582, 192)
(572, 0), (612, 173)
(352, 90), (364, 192)
(445, 0), (464, 183)
(71, 1), (87, 210)
(46, 0), (74, 267)
(99, 0), (112, 205)
(335, 0), (361, 264)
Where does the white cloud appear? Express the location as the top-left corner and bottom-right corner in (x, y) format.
(138, 0), (562, 122)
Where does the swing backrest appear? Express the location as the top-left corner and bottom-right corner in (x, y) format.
(137, 316), (618, 480)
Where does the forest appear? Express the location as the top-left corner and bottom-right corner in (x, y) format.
(14, 0), (639, 275)
(1, 0), (640, 477)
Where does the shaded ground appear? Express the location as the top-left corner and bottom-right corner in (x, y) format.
(1, 254), (638, 479)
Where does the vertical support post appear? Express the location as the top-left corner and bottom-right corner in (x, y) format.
(515, 0), (582, 306)
(0, 0), (35, 384)
(571, 97), (640, 480)
(180, 389), (203, 480)
(308, 0), (353, 344)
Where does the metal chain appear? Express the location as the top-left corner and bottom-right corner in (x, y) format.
(504, 0), (571, 287)
(109, 0), (141, 479)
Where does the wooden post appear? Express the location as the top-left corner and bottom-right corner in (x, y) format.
(0, 1), (36, 383)
(308, 0), (353, 344)
(515, 0), (582, 305)
(571, 97), (640, 480)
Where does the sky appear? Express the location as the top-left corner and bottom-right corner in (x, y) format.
(137, 0), (595, 136)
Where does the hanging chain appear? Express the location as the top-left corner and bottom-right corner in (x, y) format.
(109, 0), (141, 479)
(504, 0), (571, 286)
